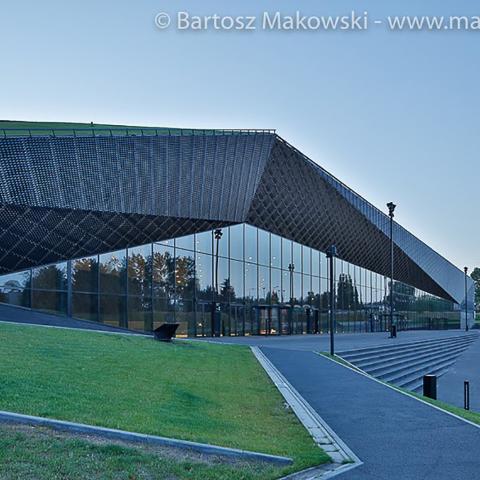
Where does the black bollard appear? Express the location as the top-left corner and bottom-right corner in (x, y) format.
(423, 375), (437, 400)
(464, 381), (470, 410)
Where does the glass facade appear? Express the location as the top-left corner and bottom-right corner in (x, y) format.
(0, 224), (460, 336)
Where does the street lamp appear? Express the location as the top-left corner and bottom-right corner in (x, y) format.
(326, 245), (337, 356)
(387, 202), (396, 338)
(211, 228), (223, 337)
(288, 263), (295, 305)
(464, 266), (469, 332)
(288, 263), (295, 334)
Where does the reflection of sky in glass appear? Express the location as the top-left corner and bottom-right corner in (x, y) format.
(175, 233), (194, 251)
(229, 224), (244, 261)
(245, 225), (257, 263)
(258, 229), (270, 266)
(195, 231), (212, 255)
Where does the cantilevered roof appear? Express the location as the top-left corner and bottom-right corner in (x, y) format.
(0, 123), (472, 303)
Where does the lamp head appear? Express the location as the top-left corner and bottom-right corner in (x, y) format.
(326, 245), (337, 258)
(214, 229), (223, 240)
(387, 202), (396, 218)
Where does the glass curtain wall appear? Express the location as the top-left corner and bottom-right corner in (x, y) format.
(0, 224), (460, 335)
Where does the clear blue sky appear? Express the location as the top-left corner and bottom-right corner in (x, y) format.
(1, 0), (478, 270)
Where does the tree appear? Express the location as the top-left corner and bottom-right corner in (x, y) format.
(471, 267), (480, 309)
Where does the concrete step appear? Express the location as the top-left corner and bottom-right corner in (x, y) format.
(338, 332), (479, 394)
(359, 339), (472, 368)
(383, 355), (459, 387)
(402, 361), (456, 393)
(350, 337), (474, 370)
(339, 333), (477, 362)
(365, 343), (470, 377)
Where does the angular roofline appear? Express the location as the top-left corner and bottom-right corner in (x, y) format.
(0, 123), (470, 298)
(274, 134), (467, 279)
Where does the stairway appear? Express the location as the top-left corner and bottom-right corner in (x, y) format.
(338, 333), (479, 393)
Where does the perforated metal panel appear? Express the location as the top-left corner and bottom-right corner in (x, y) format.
(0, 130), (471, 305)
(247, 137), (471, 304)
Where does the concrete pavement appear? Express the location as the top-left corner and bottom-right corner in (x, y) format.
(438, 336), (480, 412)
(263, 347), (480, 479)
(201, 329), (475, 352)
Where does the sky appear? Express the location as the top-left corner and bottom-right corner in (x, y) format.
(1, 0), (478, 271)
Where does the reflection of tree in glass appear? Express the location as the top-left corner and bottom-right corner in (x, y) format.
(385, 282), (414, 312)
(128, 253), (152, 297)
(72, 258), (98, 292)
(337, 273), (359, 310)
(219, 277), (235, 303)
(175, 255), (195, 300)
(265, 290), (279, 304)
(99, 255), (127, 294)
(471, 267), (480, 308)
(31, 265), (68, 291)
(152, 251), (174, 298)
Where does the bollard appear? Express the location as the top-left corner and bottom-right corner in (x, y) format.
(390, 324), (397, 338)
(423, 375), (437, 400)
(464, 381), (470, 410)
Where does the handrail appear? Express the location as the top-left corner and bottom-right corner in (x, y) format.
(1, 127), (276, 139)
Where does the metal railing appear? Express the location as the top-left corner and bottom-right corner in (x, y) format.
(1, 127), (276, 139)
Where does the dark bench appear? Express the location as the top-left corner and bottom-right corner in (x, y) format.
(153, 323), (179, 342)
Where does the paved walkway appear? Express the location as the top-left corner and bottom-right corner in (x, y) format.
(439, 336), (480, 412)
(263, 347), (480, 479)
(203, 329), (473, 352)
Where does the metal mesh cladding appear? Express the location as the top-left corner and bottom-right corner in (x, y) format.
(0, 130), (471, 303)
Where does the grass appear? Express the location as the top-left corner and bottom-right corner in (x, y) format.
(0, 323), (328, 477)
(395, 387), (480, 426)
(0, 120), (169, 136)
(0, 120), (253, 136)
(0, 423), (280, 480)
(318, 352), (363, 372)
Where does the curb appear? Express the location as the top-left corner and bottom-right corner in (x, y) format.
(0, 410), (292, 466)
(251, 347), (363, 478)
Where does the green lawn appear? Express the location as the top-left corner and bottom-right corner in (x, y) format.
(0, 120), (245, 137)
(0, 120), (174, 136)
(0, 423), (279, 480)
(0, 323), (328, 477)
(396, 387), (480, 426)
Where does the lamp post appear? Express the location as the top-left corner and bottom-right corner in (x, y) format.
(288, 263), (294, 334)
(387, 202), (396, 338)
(464, 266), (469, 332)
(288, 263), (295, 305)
(326, 245), (337, 356)
(212, 228), (223, 337)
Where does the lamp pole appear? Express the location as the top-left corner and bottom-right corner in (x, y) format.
(288, 263), (295, 305)
(326, 245), (337, 356)
(387, 202), (396, 338)
(212, 228), (223, 337)
(464, 266), (469, 332)
(288, 263), (295, 334)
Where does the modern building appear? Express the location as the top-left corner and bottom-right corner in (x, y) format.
(0, 122), (475, 336)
